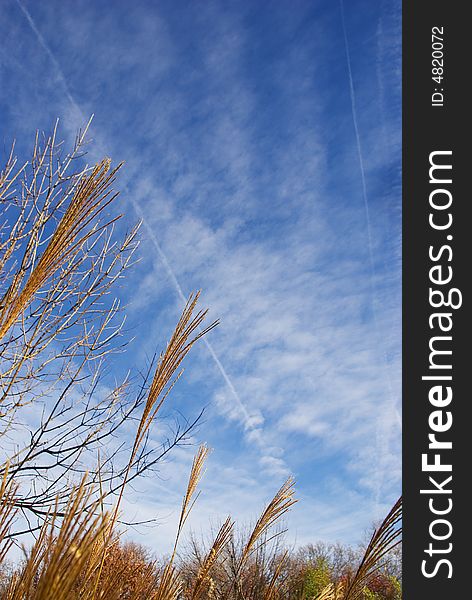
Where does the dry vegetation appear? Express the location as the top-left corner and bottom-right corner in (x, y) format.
(0, 124), (402, 599)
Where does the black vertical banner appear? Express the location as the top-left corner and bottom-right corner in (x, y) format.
(403, 2), (468, 598)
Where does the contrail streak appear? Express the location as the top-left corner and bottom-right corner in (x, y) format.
(122, 195), (283, 467)
(340, 0), (400, 508)
(15, 0), (85, 121)
(15, 0), (286, 471)
(15, 0), (247, 418)
(339, 0), (375, 274)
(129, 199), (253, 425)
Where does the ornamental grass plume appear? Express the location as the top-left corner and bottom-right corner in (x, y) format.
(188, 517), (234, 600)
(314, 582), (345, 600)
(0, 466), (17, 565)
(0, 145), (122, 341)
(3, 476), (111, 600)
(343, 497), (402, 600)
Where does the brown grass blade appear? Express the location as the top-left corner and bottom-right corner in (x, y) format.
(0, 463), (17, 564)
(220, 477), (296, 600)
(0, 158), (122, 340)
(170, 445), (211, 561)
(240, 477), (297, 568)
(151, 564), (182, 600)
(133, 292), (218, 454)
(314, 582), (345, 600)
(93, 296), (216, 594)
(343, 496), (402, 600)
(263, 550), (289, 600)
(6, 476), (111, 600)
(189, 516), (234, 600)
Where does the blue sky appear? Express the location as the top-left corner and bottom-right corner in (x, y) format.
(1, 0), (401, 552)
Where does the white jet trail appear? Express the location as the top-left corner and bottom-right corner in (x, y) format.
(15, 0), (286, 470)
(340, 0), (401, 509)
(15, 0), (85, 122)
(339, 0), (375, 274)
(14, 0), (249, 420)
(129, 199), (253, 426)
